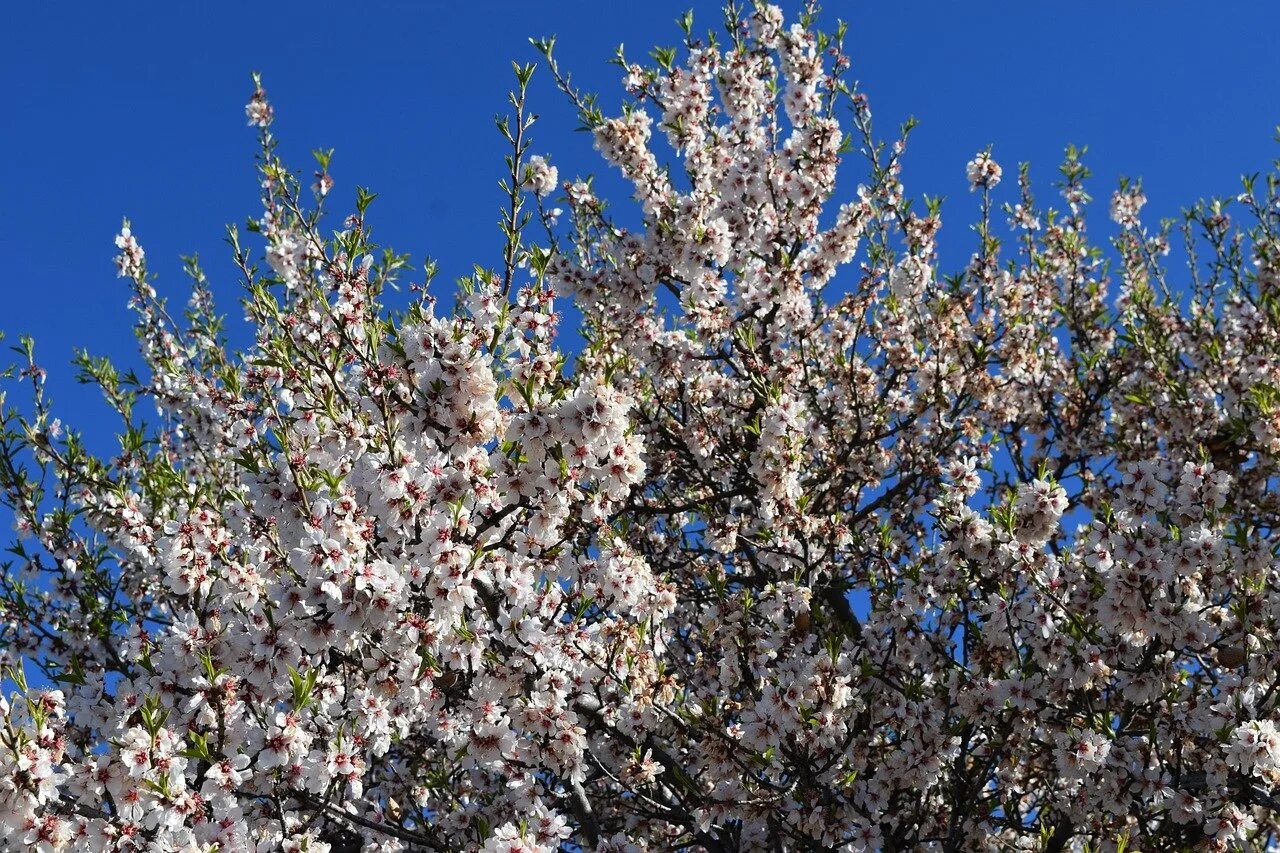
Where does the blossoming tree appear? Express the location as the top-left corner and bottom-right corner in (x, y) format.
(4, 3), (1280, 851)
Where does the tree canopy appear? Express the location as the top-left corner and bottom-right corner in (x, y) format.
(4, 4), (1280, 851)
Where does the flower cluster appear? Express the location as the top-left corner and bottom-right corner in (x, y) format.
(523, 155), (559, 198)
(966, 150), (1002, 190)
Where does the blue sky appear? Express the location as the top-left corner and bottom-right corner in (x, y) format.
(3, 1), (1279, 457)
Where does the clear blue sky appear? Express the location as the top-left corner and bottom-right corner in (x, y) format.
(3, 1), (1279, 456)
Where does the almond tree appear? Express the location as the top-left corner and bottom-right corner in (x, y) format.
(3, 4), (1280, 851)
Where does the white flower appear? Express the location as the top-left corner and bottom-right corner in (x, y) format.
(525, 155), (559, 198)
(966, 150), (1002, 189)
